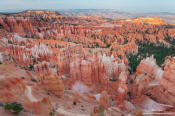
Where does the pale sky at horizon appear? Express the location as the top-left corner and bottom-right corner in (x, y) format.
(0, 0), (175, 13)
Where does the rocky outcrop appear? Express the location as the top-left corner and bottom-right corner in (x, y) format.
(132, 56), (175, 109)
(157, 57), (175, 106)
(132, 56), (163, 97)
(38, 75), (65, 97)
(34, 61), (51, 76)
(168, 29), (175, 38)
(99, 91), (109, 108)
(23, 97), (52, 115)
(68, 51), (129, 95)
(133, 96), (173, 113)
(0, 77), (27, 103)
(116, 71), (128, 105)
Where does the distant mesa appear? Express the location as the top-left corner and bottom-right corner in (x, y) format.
(0, 10), (61, 16)
(23, 10), (61, 15)
(119, 17), (167, 25)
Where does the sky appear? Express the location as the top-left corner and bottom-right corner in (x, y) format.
(0, 0), (175, 13)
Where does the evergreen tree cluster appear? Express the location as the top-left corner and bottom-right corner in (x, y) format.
(127, 41), (175, 73)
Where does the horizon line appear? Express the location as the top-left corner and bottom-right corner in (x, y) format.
(0, 9), (174, 14)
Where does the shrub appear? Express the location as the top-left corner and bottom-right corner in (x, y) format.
(4, 104), (13, 110)
(28, 64), (34, 71)
(99, 105), (104, 112)
(31, 78), (37, 82)
(4, 102), (23, 114)
(99, 105), (105, 116)
(73, 101), (77, 105)
(99, 113), (105, 116)
(109, 78), (117, 82)
(96, 43), (100, 48)
(49, 111), (53, 116)
(12, 104), (23, 114)
(106, 44), (111, 48)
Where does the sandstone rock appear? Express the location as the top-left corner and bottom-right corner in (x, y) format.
(38, 75), (65, 97)
(99, 91), (109, 108)
(0, 77), (26, 103)
(23, 97), (52, 115)
(119, 17), (167, 25)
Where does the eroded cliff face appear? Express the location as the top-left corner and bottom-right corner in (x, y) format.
(131, 56), (164, 98)
(0, 11), (175, 115)
(38, 75), (65, 98)
(128, 56), (175, 114)
(0, 77), (26, 103)
(146, 57), (175, 106)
